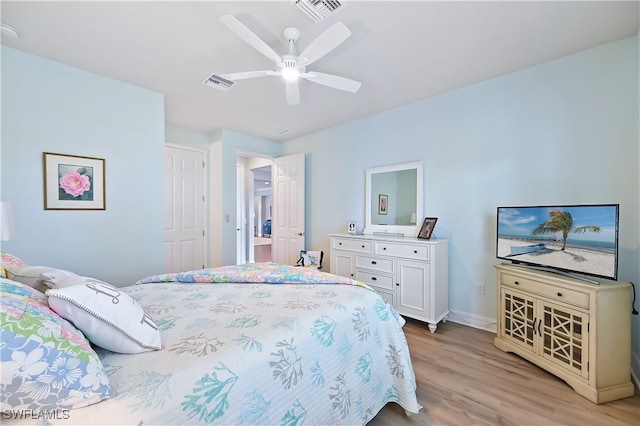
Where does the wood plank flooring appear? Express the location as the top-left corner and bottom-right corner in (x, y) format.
(369, 319), (640, 426)
(254, 243), (271, 262)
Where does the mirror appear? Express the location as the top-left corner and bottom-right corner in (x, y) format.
(364, 161), (423, 236)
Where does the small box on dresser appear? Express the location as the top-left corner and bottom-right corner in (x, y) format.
(329, 233), (449, 333)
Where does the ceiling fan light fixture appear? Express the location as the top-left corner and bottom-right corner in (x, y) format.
(282, 68), (300, 81)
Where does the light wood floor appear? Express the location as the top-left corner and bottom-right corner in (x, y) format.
(254, 243), (271, 262)
(369, 319), (640, 426)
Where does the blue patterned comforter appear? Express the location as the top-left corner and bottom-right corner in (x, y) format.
(26, 263), (421, 425)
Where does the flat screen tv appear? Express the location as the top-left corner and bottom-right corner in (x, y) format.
(496, 204), (619, 282)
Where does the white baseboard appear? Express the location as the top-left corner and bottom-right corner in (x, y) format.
(447, 309), (497, 333)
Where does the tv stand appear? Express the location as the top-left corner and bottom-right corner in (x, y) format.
(503, 262), (600, 284)
(494, 264), (634, 404)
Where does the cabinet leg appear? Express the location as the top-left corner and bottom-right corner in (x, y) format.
(427, 323), (437, 333)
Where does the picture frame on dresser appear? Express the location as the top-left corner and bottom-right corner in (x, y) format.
(417, 217), (438, 239)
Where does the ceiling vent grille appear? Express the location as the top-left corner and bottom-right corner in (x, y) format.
(291, 0), (346, 23)
(265, 125), (292, 135)
(202, 73), (235, 92)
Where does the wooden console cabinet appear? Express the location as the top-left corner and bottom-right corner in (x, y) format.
(329, 234), (448, 332)
(494, 264), (634, 404)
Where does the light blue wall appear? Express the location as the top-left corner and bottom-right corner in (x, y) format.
(0, 47), (165, 285)
(283, 36), (639, 364)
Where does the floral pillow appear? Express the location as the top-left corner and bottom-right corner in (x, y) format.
(0, 251), (27, 279)
(0, 278), (112, 411)
(47, 282), (163, 354)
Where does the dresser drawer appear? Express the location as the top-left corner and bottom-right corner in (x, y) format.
(374, 241), (428, 260)
(356, 255), (394, 273)
(332, 238), (373, 253)
(356, 270), (395, 291)
(501, 273), (589, 309)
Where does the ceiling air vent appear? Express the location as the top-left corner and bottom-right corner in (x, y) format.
(291, 0), (346, 23)
(202, 73), (235, 92)
(265, 125), (292, 135)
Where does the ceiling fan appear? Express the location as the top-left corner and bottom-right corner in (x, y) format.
(204, 15), (361, 105)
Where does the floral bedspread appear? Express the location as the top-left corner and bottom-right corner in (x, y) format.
(13, 264), (421, 425)
(136, 262), (369, 286)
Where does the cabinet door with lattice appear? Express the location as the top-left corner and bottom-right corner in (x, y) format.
(539, 301), (589, 379)
(499, 288), (536, 353)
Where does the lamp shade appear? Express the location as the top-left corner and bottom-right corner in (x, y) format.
(0, 202), (15, 241)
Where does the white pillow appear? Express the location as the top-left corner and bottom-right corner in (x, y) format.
(46, 281), (163, 354)
(39, 268), (108, 289)
(4, 265), (59, 293)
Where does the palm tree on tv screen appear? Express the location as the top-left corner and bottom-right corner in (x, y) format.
(531, 210), (600, 251)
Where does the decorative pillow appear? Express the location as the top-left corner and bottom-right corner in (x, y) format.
(0, 278), (112, 411)
(46, 282), (163, 354)
(0, 251), (27, 280)
(0, 251), (27, 268)
(39, 268), (108, 289)
(3, 265), (60, 293)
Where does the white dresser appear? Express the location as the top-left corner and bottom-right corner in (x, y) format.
(329, 233), (449, 332)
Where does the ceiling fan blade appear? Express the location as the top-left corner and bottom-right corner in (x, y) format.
(220, 15), (282, 64)
(302, 72), (362, 93)
(298, 21), (351, 68)
(286, 81), (300, 105)
(220, 70), (279, 81)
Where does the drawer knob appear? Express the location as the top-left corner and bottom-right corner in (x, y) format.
(361, 245), (365, 248)
(339, 242), (342, 245)
(514, 281), (520, 285)
(371, 277), (377, 281)
(557, 292), (563, 297)
(396, 283), (400, 286)
(371, 261), (377, 265)
(414, 250), (418, 254)
(383, 247), (387, 250)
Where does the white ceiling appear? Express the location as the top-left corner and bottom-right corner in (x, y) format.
(1, 1), (638, 142)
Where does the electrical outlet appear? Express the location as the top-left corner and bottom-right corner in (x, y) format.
(475, 281), (485, 295)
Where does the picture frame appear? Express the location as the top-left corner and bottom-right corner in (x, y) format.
(417, 217), (438, 239)
(43, 152), (106, 210)
(378, 194), (388, 215)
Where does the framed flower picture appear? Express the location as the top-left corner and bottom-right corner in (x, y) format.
(43, 152), (106, 210)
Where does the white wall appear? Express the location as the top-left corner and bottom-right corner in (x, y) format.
(0, 46), (165, 285)
(282, 36), (639, 360)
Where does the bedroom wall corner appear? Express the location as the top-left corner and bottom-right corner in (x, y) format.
(1, 46), (165, 286)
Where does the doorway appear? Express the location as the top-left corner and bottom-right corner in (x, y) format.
(253, 165), (272, 262)
(236, 153), (305, 266)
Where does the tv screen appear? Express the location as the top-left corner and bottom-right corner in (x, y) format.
(496, 204), (619, 281)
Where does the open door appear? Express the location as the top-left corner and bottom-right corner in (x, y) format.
(271, 153), (305, 265)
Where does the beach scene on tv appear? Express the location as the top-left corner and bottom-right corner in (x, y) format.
(497, 205), (618, 279)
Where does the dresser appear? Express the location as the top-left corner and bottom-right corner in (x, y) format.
(494, 264), (634, 404)
(329, 234), (449, 332)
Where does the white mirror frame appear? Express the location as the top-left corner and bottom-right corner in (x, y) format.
(364, 161), (423, 236)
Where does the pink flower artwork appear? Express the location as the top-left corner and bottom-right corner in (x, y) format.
(59, 171), (91, 197)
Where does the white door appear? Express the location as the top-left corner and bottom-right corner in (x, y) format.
(236, 164), (246, 264)
(164, 145), (205, 273)
(272, 153), (305, 265)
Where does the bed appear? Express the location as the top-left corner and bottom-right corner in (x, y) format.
(1, 258), (421, 425)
